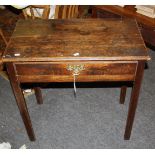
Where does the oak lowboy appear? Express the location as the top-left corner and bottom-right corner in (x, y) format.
(2, 18), (150, 141)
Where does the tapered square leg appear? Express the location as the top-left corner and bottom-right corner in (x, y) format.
(124, 61), (145, 140)
(7, 63), (36, 141)
(120, 86), (127, 104)
(34, 87), (43, 104)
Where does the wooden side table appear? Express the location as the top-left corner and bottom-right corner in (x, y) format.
(2, 19), (150, 141)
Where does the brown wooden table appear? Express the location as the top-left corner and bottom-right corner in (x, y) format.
(2, 19), (150, 141)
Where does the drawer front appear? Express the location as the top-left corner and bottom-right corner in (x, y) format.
(14, 61), (137, 82)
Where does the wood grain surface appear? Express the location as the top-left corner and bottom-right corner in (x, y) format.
(3, 19), (150, 62)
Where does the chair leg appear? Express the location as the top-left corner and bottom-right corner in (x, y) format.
(120, 86), (127, 104)
(34, 87), (43, 104)
(0, 29), (8, 46)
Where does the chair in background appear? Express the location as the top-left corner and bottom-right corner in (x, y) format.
(54, 5), (79, 19)
(22, 5), (79, 19)
(22, 5), (51, 19)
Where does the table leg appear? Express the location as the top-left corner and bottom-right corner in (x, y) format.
(124, 61), (145, 140)
(91, 7), (97, 18)
(34, 87), (43, 104)
(6, 63), (36, 141)
(120, 86), (127, 104)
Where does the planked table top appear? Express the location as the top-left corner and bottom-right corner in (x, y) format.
(3, 18), (150, 62)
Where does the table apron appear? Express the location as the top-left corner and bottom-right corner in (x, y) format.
(12, 61), (138, 83)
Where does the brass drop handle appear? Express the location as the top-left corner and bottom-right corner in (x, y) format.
(67, 64), (85, 75)
(66, 64), (85, 96)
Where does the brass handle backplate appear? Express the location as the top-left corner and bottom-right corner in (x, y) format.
(67, 64), (85, 75)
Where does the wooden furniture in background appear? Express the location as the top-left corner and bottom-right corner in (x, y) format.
(54, 5), (79, 19)
(22, 5), (50, 19)
(3, 18), (150, 141)
(22, 5), (79, 19)
(0, 28), (8, 46)
(91, 5), (155, 48)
